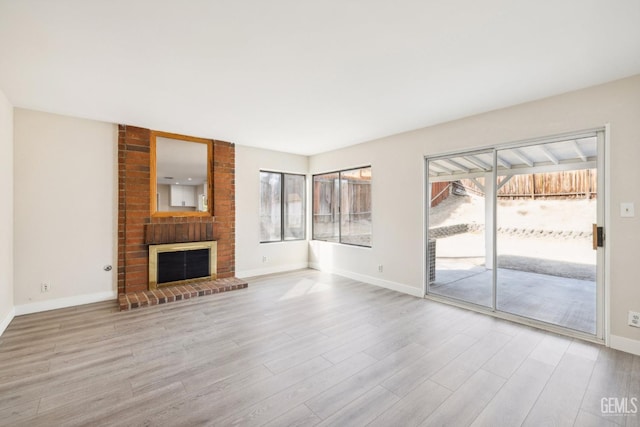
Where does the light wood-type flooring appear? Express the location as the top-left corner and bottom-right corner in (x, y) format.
(1, 269), (638, 426)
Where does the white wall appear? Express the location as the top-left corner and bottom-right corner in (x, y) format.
(309, 137), (426, 297)
(236, 145), (309, 277)
(13, 109), (118, 314)
(309, 75), (640, 353)
(0, 90), (14, 334)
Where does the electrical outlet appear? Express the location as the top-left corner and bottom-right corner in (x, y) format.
(41, 283), (50, 293)
(378, 264), (383, 273)
(629, 311), (640, 328)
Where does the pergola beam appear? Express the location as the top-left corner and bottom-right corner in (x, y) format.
(441, 158), (470, 173)
(538, 145), (559, 164)
(463, 155), (492, 171)
(571, 140), (588, 162)
(510, 148), (534, 167)
(470, 178), (486, 192)
(497, 175), (514, 190)
(496, 155), (512, 169)
(429, 161), (454, 174)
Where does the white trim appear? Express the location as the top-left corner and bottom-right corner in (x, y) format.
(237, 262), (309, 279)
(14, 291), (117, 316)
(422, 157), (429, 297)
(610, 335), (640, 356)
(309, 262), (423, 298)
(604, 124), (612, 347)
(0, 307), (15, 336)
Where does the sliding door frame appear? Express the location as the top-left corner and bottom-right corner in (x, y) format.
(424, 128), (607, 344)
(425, 148), (495, 310)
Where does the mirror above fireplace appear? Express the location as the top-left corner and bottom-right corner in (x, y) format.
(150, 131), (213, 217)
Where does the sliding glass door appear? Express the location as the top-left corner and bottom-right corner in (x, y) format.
(426, 132), (603, 338)
(495, 137), (599, 334)
(427, 151), (493, 308)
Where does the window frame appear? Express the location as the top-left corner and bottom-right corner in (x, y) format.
(312, 165), (372, 248)
(259, 170), (306, 243)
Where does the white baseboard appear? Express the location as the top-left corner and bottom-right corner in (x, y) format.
(610, 334), (640, 356)
(309, 263), (423, 298)
(14, 290), (118, 316)
(0, 307), (15, 336)
(236, 262), (310, 279)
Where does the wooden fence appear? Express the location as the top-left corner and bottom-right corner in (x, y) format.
(431, 169), (597, 206)
(430, 182), (450, 207)
(495, 169), (597, 199)
(312, 178), (372, 220)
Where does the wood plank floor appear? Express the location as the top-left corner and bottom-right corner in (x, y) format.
(1, 269), (638, 426)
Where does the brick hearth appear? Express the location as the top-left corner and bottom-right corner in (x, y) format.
(118, 277), (248, 311)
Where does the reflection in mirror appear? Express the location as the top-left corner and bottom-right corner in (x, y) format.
(152, 133), (212, 216)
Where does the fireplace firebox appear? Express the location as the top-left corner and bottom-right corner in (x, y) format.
(149, 241), (217, 290)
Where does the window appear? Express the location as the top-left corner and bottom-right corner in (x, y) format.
(312, 166), (372, 247)
(260, 171), (306, 242)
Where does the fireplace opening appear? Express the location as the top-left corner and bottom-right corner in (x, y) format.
(149, 241), (217, 290)
(158, 249), (210, 284)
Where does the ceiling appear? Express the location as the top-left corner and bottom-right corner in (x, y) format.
(1, 1), (639, 156)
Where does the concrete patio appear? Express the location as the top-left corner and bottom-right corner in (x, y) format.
(430, 259), (596, 334)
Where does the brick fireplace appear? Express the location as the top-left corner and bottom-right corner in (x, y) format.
(117, 125), (236, 296)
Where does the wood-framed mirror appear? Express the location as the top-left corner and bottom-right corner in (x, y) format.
(150, 131), (213, 217)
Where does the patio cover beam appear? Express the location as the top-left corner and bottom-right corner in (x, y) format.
(571, 140), (588, 162)
(538, 145), (560, 164)
(510, 148), (534, 167)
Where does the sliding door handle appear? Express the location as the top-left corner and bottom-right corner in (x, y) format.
(592, 224), (604, 249)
